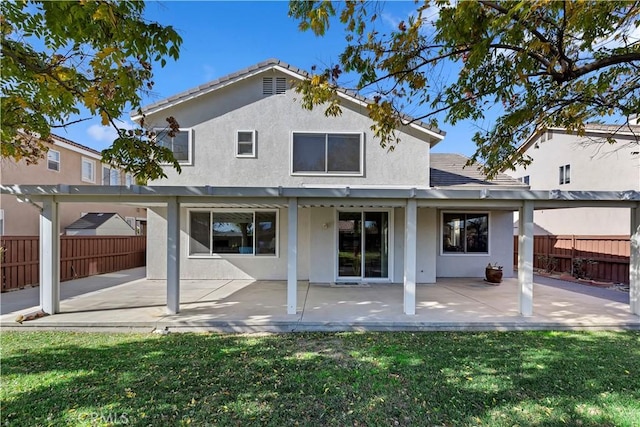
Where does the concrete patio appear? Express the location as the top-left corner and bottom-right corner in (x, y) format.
(1, 267), (638, 332)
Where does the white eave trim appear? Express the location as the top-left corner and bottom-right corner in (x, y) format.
(2, 184), (639, 209)
(134, 65), (307, 120)
(333, 91), (444, 142)
(132, 64), (445, 143)
(51, 137), (101, 160)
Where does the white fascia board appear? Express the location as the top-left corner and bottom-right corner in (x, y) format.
(334, 91), (444, 143)
(300, 184), (430, 190)
(408, 122), (445, 141)
(52, 138), (101, 160)
(2, 185), (638, 206)
(272, 65), (307, 81)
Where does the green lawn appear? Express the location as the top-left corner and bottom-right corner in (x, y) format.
(1, 331), (639, 426)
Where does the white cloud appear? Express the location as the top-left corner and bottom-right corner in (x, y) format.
(593, 22), (640, 50)
(87, 119), (135, 144)
(381, 12), (402, 30)
(203, 64), (216, 81)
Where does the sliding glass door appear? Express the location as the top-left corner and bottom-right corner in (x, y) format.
(337, 211), (390, 281)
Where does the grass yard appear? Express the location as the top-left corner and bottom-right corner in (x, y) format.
(1, 331), (639, 426)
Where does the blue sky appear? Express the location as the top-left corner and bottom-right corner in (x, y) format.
(60, 1), (486, 156)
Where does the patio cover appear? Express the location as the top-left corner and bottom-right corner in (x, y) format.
(2, 184), (639, 318)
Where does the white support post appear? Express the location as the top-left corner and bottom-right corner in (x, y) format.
(404, 199), (417, 315)
(166, 197), (180, 315)
(518, 201), (534, 316)
(287, 198), (298, 315)
(630, 207), (640, 316)
(39, 198), (60, 314)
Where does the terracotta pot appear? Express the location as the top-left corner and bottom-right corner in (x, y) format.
(485, 267), (503, 284)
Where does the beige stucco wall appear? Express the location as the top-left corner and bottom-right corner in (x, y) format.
(143, 70), (433, 188)
(508, 129), (639, 235)
(0, 140), (145, 235)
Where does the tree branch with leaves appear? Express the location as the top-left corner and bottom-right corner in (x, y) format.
(289, 0), (640, 178)
(1, 0), (183, 181)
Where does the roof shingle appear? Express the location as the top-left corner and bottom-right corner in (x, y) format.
(430, 153), (526, 188)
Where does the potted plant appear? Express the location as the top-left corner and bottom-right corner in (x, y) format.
(485, 263), (503, 284)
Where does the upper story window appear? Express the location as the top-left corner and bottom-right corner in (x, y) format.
(236, 130), (256, 158)
(125, 173), (134, 186)
(442, 213), (489, 254)
(520, 175), (530, 185)
(155, 128), (193, 165)
(291, 132), (363, 176)
(0, 209), (4, 236)
(47, 150), (60, 172)
(102, 166), (120, 186)
(81, 158), (95, 183)
(262, 77), (287, 95)
(559, 164), (570, 185)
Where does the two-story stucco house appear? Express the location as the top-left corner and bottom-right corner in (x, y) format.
(0, 134), (146, 235)
(507, 121), (640, 235)
(3, 59), (638, 318)
(139, 59), (526, 288)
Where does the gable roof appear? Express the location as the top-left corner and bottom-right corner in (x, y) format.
(136, 58), (445, 143)
(65, 213), (128, 230)
(516, 123), (640, 155)
(430, 153), (527, 188)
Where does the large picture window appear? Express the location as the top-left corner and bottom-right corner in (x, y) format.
(442, 213), (489, 254)
(189, 210), (277, 256)
(292, 132), (362, 175)
(155, 128), (193, 165)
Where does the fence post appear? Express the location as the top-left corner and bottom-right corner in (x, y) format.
(570, 235), (576, 277)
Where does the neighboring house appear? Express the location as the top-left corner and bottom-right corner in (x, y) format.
(0, 134), (146, 235)
(507, 120), (640, 235)
(139, 59), (526, 284)
(64, 213), (136, 236)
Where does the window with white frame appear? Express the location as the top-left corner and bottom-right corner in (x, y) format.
(236, 130), (256, 157)
(189, 210), (277, 256)
(559, 164), (570, 185)
(520, 175), (530, 185)
(262, 77), (287, 95)
(442, 213), (489, 254)
(292, 132), (363, 175)
(0, 209), (4, 235)
(125, 173), (133, 186)
(47, 150), (60, 171)
(81, 158), (95, 182)
(155, 128), (193, 164)
(102, 166), (120, 186)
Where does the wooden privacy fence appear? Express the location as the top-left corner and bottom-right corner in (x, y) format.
(513, 235), (630, 284)
(1, 235), (146, 292)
